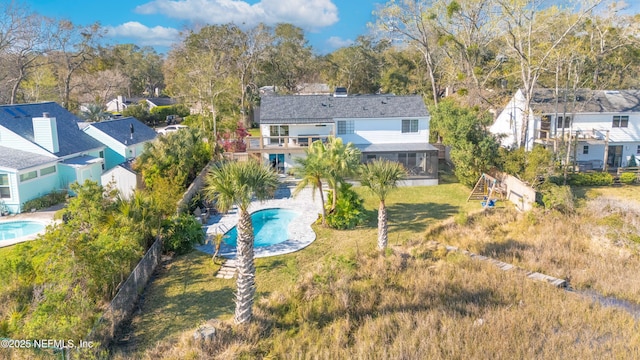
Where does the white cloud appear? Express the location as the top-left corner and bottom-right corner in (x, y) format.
(135, 0), (339, 30)
(106, 22), (181, 47)
(326, 36), (353, 49)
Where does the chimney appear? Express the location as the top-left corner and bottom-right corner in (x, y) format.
(33, 113), (59, 153)
(117, 95), (125, 112)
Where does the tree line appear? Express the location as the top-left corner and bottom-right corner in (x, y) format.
(3, 0), (638, 126)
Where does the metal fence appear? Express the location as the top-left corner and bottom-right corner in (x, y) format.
(88, 237), (162, 347)
(176, 160), (215, 214)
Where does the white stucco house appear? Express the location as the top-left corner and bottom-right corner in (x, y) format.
(491, 88), (640, 170)
(252, 92), (438, 185)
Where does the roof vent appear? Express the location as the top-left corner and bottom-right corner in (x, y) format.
(42, 112), (50, 118)
(333, 87), (347, 97)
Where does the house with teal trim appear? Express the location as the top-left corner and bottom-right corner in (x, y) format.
(0, 102), (106, 214)
(82, 117), (157, 171)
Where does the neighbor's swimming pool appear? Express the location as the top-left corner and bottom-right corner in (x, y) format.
(0, 220), (45, 241)
(223, 208), (300, 247)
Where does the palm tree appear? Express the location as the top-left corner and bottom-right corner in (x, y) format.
(203, 159), (278, 324)
(325, 137), (361, 212)
(80, 103), (108, 122)
(360, 159), (407, 252)
(293, 140), (329, 225)
(209, 232), (226, 263)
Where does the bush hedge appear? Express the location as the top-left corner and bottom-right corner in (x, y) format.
(325, 183), (366, 230)
(162, 214), (206, 254)
(22, 190), (67, 211)
(619, 172), (637, 185)
(553, 172), (615, 187)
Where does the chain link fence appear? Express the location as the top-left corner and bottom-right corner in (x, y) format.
(88, 237), (162, 347)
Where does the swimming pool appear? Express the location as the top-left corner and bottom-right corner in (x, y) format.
(0, 220), (45, 241)
(222, 208), (301, 247)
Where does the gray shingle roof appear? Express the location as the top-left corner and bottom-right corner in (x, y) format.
(123, 97), (176, 107)
(87, 117), (157, 145)
(0, 102), (104, 156)
(0, 146), (57, 170)
(259, 94), (429, 124)
(530, 89), (640, 113)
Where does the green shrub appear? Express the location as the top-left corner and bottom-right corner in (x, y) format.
(539, 183), (575, 213)
(162, 214), (205, 254)
(546, 175), (565, 186)
(627, 156), (637, 167)
(22, 190), (67, 211)
(325, 183), (366, 230)
(567, 172), (613, 186)
(619, 172), (637, 185)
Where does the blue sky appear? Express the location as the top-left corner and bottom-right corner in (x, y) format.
(23, 0), (385, 55)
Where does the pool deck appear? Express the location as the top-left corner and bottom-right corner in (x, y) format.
(0, 204), (62, 247)
(196, 184), (323, 258)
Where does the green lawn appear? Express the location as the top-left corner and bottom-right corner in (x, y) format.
(247, 128), (261, 137)
(114, 183), (479, 355)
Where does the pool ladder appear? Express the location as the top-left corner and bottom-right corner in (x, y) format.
(215, 224), (229, 235)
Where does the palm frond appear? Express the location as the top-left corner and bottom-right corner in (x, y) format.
(360, 159), (407, 201)
(204, 159), (279, 213)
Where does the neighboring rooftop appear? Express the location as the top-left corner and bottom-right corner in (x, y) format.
(0, 146), (57, 170)
(0, 102), (105, 157)
(118, 97), (176, 107)
(86, 117), (157, 145)
(259, 94), (429, 124)
(529, 89), (640, 114)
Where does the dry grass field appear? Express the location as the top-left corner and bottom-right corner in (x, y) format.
(112, 184), (640, 359)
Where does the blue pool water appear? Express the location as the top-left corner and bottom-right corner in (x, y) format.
(223, 208), (300, 247)
(0, 221), (45, 241)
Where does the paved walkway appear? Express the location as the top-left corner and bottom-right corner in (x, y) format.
(196, 184), (323, 259)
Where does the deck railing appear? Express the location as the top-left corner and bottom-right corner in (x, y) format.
(246, 135), (331, 151)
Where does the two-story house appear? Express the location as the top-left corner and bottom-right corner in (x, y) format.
(253, 93), (438, 185)
(491, 89), (640, 170)
(0, 102), (106, 213)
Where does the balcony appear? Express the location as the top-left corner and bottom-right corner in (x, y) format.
(246, 135), (331, 152)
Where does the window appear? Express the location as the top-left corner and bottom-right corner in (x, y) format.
(40, 165), (56, 176)
(612, 116), (629, 128)
(0, 174), (10, 199)
(269, 125), (289, 145)
(19, 170), (37, 182)
(583, 145), (589, 155)
(557, 116), (571, 129)
(540, 115), (551, 138)
(336, 120), (354, 135)
(402, 119), (419, 133)
(636, 145), (640, 155)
